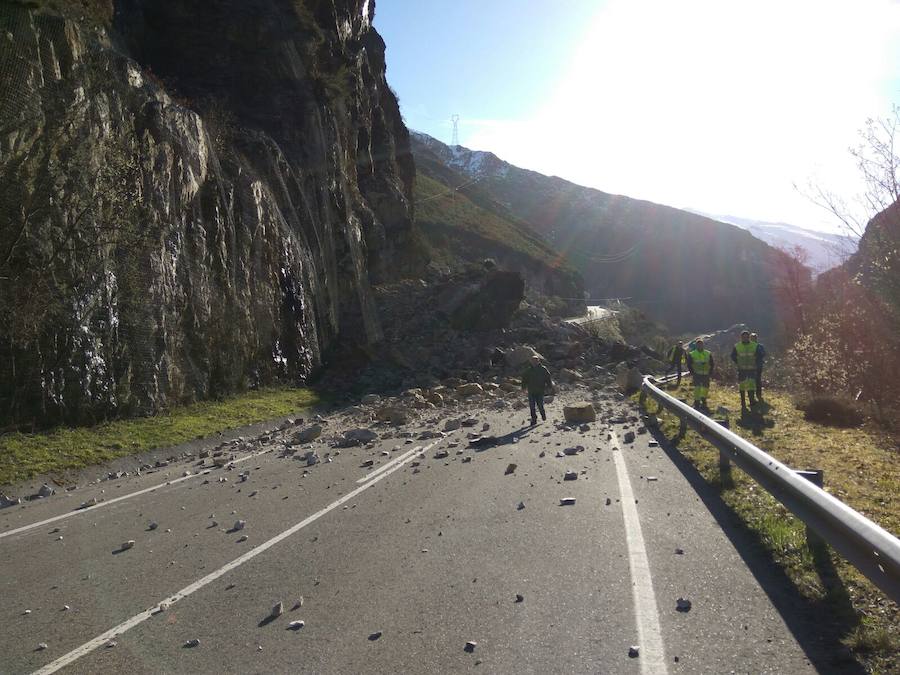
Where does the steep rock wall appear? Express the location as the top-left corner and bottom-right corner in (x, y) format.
(0, 0), (415, 425)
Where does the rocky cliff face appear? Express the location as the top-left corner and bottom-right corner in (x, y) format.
(0, 0), (416, 426)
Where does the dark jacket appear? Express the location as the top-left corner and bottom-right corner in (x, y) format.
(521, 364), (553, 395)
(755, 343), (766, 367)
(667, 344), (685, 364)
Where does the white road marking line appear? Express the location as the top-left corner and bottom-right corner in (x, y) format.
(0, 447), (276, 542)
(30, 442), (431, 675)
(611, 431), (668, 675)
(356, 446), (421, 483)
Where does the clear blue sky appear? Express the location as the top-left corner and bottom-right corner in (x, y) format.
(374, 1), (900, 232)
(374, 0), (599, 144)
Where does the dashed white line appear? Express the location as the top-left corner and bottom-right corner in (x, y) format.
(0, 448), (276, 542)
(30, 442), (431, 675)
(611, 431), (668, 675)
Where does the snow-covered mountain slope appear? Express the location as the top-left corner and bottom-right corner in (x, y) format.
(687, 211), (858, 273)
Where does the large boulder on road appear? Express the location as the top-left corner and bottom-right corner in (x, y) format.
(294, 424), (322, 443)
(456, 383), (484, 397)
(375, 407), (409, 425)
(615, 364), (643, 394)
(563, 402), (597, 423)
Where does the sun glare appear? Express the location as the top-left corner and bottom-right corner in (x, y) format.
(465, 0), (900, 230)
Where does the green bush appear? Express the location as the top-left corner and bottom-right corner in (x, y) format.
(796, 394), (864, 428)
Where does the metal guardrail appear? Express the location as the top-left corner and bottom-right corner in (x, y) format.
(639, 374), (900, 605)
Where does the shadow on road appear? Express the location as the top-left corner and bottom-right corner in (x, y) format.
(468, 424), (535, 451)
(653, 426), (865, 674)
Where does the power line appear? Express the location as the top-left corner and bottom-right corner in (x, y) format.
(450, 114), (459, 146)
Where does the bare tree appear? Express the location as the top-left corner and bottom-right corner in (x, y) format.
(801, 105), (899, 241)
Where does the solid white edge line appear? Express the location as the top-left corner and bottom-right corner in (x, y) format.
(611, 431), (668, 675)
(0, 448), (275, 542)
(30, 442), (432, 675)
(356, 445), (422, 483)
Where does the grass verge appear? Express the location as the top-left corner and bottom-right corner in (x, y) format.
(644, 383), (899, 674)
(0, 387), (320, 487)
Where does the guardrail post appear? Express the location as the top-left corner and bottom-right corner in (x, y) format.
(796, 469), (825, 548)
(719, 449), (732, 485)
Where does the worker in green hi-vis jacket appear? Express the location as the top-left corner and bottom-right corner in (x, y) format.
(686, 338), (715, 412)
(731, 330), (759, 411)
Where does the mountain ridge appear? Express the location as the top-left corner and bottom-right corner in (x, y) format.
(411, 131), (799, 336)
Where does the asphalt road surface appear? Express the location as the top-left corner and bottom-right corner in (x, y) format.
(0, 386), (846, 674)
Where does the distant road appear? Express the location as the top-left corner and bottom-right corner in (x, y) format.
(565, 305), (614, 325)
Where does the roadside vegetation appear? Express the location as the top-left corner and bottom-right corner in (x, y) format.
(645, 382), (899, 673)
(0, 386), (319, 487)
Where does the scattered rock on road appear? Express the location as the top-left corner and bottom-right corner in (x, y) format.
(183, 638), (200, 648)
(504, 463), (517, 475)
(515, 594), (524, 603)
(120, 540), (135, 551)
(271, 601), (284, 618)
(233, 520), (246, 531)
(564, 470), (578, 481)
(464, 641), (478, 653)
(148, 522), (158, 531)
(368, 631), (383, 641)
(559, 497), (577, 506)
(676, 598), (692, 612)
(516, 501), (525, 510)
(288, 620), (305, 630)
(38, 484), (54, 498)
(623, 431), (636, 444)
(563, 402), (597, 423)
(628, 645), (640, 658)
(36, 643), (48, 651)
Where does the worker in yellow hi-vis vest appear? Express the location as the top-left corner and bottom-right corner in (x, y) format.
(686, 337), (715, 411)
(730, 330), (759, 411)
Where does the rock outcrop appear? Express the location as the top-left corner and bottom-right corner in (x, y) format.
(0, 0), (415, 425)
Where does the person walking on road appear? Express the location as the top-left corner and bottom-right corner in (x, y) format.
(751, 332), (766, 401)
(665, 340), (686, 386)
(521, 355), (553, 426)
(686, 338), (714, 411)
(731, 330), (759, 411)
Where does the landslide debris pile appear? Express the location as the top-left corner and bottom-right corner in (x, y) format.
(0, 0), (415, 426)
(319, 264), (663, 397)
